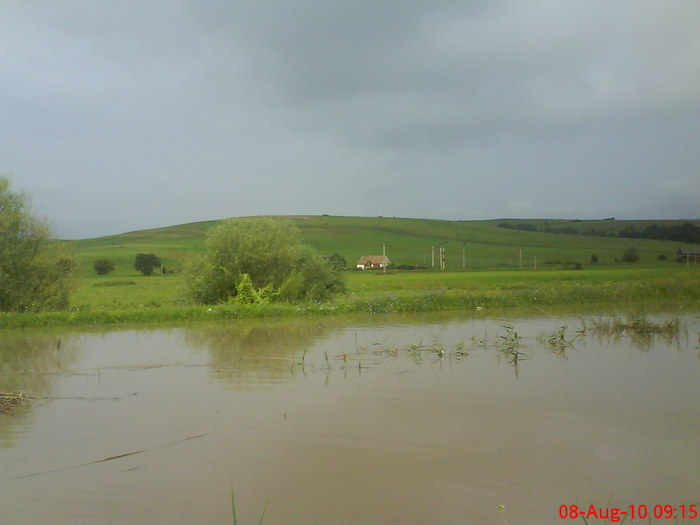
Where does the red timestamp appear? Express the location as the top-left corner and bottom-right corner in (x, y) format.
(559, 504), (698, 522)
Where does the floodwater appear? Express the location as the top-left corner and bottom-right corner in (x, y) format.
(1, 311), (699, 525)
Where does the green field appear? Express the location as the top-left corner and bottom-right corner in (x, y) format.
(71, 215), (697, 277)
(70, 266), (699, 309)
(2, 215), (698, 328)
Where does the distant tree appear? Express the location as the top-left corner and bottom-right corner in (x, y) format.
(498, 222), (538, 232)
(618, 222), (700, 243)
(94, 259), (115, 275)
(621, 246), (639, 263)
(0, 176), (75, 311)
(134, 253), (161, 275)
(590, 253), (599, 264)
(325, 253), (347, 271)
(657, 254), (667, 261)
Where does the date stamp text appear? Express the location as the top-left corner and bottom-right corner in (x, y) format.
(559, 504), (698, 523)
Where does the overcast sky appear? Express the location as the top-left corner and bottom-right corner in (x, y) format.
(2, 1), (699, 239)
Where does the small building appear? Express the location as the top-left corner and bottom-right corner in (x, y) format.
(677, 247), (700, 263)
(356, 255), (391, 270)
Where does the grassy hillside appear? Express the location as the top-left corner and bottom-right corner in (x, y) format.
(70, 215), (698, 279)
(0, 215), (693, 326)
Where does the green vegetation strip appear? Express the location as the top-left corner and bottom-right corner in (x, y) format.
(2, 278), (698, 329)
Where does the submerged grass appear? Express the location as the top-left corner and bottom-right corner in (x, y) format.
(1, 277), (698, 329)
(0, 391), (32, 415)
(583, 314), (684, 350)
(585, 315), (681, 337)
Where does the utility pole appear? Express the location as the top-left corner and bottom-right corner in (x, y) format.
(533, 255), (537, 271)
(431, 246), (435, 268)
(462, 243), (466, 269)
(519, 248), (522, 269)
(383, 244), (387, 274)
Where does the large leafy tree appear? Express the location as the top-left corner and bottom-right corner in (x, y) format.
(0, 177), (75, 311)
(184, 217), (345, 304)
(134, 253), (161, 275)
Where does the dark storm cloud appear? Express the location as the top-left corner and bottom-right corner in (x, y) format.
(1, 1), (698, 237)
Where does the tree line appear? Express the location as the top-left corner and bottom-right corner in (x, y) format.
(498, 221), (700, 243)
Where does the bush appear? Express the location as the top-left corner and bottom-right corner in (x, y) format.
(0, 176), (75, 311)
(94, 259), (115, 275)
(590, 253), (599, 264)
(324, 253), (347, 271)
(563, 261), (582, 270)
(183, 218), (345, 305)
(621, 246), (640, 263)
(134, 253), (161, 275)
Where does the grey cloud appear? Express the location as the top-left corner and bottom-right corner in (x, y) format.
(1, 0), (698, 238)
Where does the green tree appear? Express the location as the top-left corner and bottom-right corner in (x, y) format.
(94, 259), (115, 275)
(184, 217), (345, 304)
(621, 246), (639, 263)
(134, 253), (161, 275)
(325, 253), (347, 271)
(0, 176), (75, 311)
(590, 253), (599, 264)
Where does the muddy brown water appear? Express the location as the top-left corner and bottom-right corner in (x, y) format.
(1, 311), (699, 524)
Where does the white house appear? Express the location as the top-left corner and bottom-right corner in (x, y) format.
(356, 255), (391, 270)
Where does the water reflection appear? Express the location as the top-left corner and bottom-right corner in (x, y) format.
(184, 317), (346, 387)
(180, 313), (697, 387)
(0, 332), (82, 446)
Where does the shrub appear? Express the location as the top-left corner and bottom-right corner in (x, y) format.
(621, 246), (639, 263)
(324, 253), (347, 271)
(183, 218), (345, 304)
(232, 273), (278, 304)
(0, 176), (75, 311)
(94, 259), (115, 275)
(134, 253), (161, 275)
(590, 253), (599, 264)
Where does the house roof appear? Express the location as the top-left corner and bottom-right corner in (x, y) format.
(356, 255), (390, 265)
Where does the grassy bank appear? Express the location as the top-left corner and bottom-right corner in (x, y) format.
(2, 270), (698, 329)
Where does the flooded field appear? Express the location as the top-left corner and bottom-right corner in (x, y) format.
(1, 311), (699, 524)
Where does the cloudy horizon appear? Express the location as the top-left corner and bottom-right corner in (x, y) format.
(2, 1), (699, 239)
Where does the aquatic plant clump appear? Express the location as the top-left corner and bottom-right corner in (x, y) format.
(0, 391), (32, 415)
(584, 315), (681, 337)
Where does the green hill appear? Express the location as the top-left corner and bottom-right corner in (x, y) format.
(70, 215), (698, 278)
